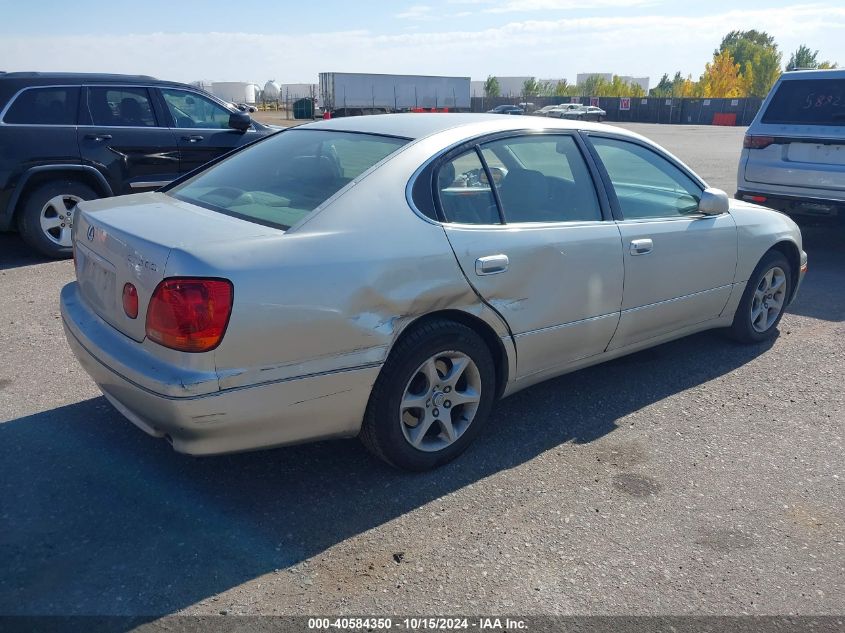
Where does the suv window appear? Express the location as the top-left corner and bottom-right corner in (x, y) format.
(591, 137), (701, 219)
(482, 135), (602, 222)
(169, 130), (408, 230)
(761, 78), (845, 126)
(87, 87), (157, 127)
(161, 88), (232, 129)
(3, 87), (80, 125)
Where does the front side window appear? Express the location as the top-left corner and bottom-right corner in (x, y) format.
(87, 87), (156, 127)
(436, 149), (500, 224)
(161, 89), (232, 129)
(590, 137), (701, 219)
(169, 130), (408, 229)
(482, 135), (602, 223)
(3, 87), (80, 125)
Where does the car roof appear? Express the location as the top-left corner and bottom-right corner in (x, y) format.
(0, 72), (160, 82)
(299, 112), (637, 142)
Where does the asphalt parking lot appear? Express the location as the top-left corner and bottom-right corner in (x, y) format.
(0, 123), (843, 618)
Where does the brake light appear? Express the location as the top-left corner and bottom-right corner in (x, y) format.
(744, 195), (768, 204)
(122, 283), (139, 319)
(743, 135), (775, 150)
(145, 278), (233, 352)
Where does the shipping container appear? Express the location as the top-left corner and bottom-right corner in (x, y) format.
(319, 72), (470, 113)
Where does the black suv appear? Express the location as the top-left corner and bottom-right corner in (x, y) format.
(0, 72), (275, 257)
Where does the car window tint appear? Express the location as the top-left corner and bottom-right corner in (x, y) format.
(482, 135), (602, 223)
(3, 87), (80, 125)
(87, 87), (156, 127)
(761, 79), (845, 126)
(169, 130), (408, 230)
(437, 150), (500, 225)
(591, 137), (701, 219)
(161, 88), (232, 129)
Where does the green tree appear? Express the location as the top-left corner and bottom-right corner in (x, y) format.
(484, 75), (500, 98)
(787, 45), (818, 71)
(650, 73), (673, 97)
(579, 74), (608, 97)
(553, 79), (570, 97)
(521, 78), (543, 98)
(716, 30), (781, 96)
(787, 45), (838, 71)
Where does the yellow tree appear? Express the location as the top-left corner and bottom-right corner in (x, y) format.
(701, 51), (744, 98)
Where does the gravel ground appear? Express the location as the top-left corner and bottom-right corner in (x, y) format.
(0, 123), (842, 618)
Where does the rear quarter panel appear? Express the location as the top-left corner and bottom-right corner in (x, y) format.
(163, 135), (512, 392)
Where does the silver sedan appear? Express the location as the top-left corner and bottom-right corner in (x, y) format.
(61, 114), (807, 470)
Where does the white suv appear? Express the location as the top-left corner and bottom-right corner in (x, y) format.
(737, 69), (845, 219)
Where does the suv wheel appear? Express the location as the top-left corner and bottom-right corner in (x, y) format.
(18, 180), (98, 258)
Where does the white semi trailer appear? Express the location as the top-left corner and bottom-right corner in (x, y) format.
(319, 72), (471, 113)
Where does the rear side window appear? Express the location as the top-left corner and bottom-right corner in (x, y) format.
(3, 87), (80, 125)
(761, 78), (845, 126)
(481, 135), (602, 223)
(87, 87), (157, 127)
(169, 130), (408, 230)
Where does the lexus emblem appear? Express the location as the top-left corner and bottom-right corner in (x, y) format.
(87, 226), (95, 242)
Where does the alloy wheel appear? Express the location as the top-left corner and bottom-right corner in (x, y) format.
(39, 194), (82, 247)
(750, 266), (787, 333)
(399, 351), (482, 452)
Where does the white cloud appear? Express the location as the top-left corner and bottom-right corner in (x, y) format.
(395, 4), (435, 20)
(1, 4), (842, 84)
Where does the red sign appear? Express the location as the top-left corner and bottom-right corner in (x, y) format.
(620, 97), (631, 111)
(590, 97), (600, 107)
(570, 97), (580, 104)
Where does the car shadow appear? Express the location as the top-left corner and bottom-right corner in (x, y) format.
(787, 223), (845, 322)
(0, 329), (774, 618)
(0, 233), (54, 270)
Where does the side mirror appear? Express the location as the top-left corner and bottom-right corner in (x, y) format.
(228, 111), (251, 132)
(698, 187), (730, 215)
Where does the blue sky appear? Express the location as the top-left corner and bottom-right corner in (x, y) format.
(1, 0), (842, 85)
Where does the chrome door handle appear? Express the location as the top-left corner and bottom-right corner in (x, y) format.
(84, 134), (112, 141)
(181, 135), (204, 143)
(630, 238), (653, 256)
(475, 254), (509, 275)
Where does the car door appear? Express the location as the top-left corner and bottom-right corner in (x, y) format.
(437, 133), (624, 379)
(156, 87), (256, 174)
(78, 85), (180, 194)
(585, 134), (738, 350)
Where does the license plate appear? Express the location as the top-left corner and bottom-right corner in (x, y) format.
(788, 143), (845, 166)
(77, 246), (116, 316)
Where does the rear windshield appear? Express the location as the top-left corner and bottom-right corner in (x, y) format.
(761, 78), (845, 126)
(169, 129), (409, 229)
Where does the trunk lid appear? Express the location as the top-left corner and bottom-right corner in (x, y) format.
(73, 192), (281, 341)
(744, 136), (845, 191)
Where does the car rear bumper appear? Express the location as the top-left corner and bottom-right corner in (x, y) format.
(736, 189), (845, 219)
(61, 282), (379, 455)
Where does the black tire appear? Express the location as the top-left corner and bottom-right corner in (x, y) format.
(360, 319), (497, 471)
(17, 180), (98, 258)
(729, 250), (792, 343)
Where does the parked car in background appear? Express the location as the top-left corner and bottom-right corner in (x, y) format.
(737, 68), (845, 220)
(487, 104), (524, 115)
(0, 72), (275, 257)
(563, 105), (607, 122)
(62, 113), (806, 471)
(546, 103), (585, 118)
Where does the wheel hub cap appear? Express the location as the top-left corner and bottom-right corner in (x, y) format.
(399, 351), (482, 453)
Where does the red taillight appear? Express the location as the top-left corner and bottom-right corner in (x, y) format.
(145, 278), (233, 353)
(743, 135), (775, 150)
(122, 283), (139, 319)
(745, 195), (768, 204)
